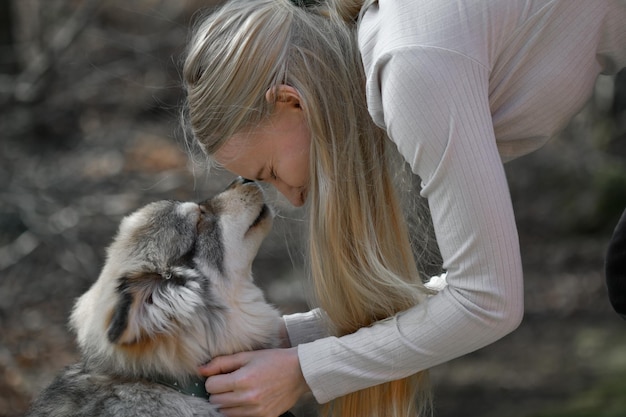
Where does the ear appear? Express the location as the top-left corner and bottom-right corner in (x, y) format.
(106, 270), (205, 345)
(265, 84), (302, 109)
(107, 274), (160, 345)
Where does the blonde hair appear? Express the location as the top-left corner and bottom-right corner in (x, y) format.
(183, 1), (433, 416)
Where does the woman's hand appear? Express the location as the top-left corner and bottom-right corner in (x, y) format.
(199, 347), (309, 417)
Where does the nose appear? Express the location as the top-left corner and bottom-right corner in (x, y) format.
(273, 180), (304, 207)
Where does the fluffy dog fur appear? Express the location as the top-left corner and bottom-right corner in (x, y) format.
(26, 179), (283, 416)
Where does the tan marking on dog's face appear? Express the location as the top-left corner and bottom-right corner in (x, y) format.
(116, 331), (169, 355)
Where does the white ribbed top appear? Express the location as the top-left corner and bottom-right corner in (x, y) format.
(284, 0), (626, 404)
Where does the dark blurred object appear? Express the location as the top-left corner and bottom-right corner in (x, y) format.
(611, 68), (626, 149)
(613, 69), (626, 119)
(606, 209), (626, 319)
(0, 0), (17, 75)
(606, 69), (626, 300)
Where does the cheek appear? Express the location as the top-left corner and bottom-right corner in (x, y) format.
(289, 127), (311, 186)
(284, 146), (310, 187)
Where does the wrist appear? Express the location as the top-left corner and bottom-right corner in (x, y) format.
(287, 346), (311, 397)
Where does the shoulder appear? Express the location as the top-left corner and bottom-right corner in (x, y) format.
(358, 0), (519, 71)
(358, 1), (497, 134)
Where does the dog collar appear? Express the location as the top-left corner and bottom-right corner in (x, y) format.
(153, 375), (210, 399)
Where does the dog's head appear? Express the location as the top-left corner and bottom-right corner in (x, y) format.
(71, 179), (281, 380)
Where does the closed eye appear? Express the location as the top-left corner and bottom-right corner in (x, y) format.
(254, 165), (277, 183)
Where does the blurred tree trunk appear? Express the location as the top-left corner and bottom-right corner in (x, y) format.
(0, 0), (17, 74)
(614, 69), (626, 124)
(612, 69), (626, 154)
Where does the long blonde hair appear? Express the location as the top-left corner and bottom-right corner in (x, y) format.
(183, 1), (433, 416)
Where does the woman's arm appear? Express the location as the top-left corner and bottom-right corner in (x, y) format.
(296, 47), (524, 404)
(282, 309), (331, 347)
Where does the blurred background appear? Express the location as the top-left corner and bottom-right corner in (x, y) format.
(1, 1), (625, 416)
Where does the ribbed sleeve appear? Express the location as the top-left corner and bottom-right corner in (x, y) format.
(283, 309), (329, 346)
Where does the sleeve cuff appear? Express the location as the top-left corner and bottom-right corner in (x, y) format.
(283, 308), (330, 346)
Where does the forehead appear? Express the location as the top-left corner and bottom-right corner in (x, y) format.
(213, 134), (270, 180)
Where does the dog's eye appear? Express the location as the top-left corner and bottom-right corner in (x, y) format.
(164, 266), (201, 288)
(166, 273), (186, 287)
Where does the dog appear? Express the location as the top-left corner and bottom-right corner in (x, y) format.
(26, 178), (293, 417)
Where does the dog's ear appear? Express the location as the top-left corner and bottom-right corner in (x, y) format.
(107, 273), (161, 345)
(106, 270), (205, 346)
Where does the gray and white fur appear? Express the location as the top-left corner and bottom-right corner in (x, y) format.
(26, 179), (282, 417)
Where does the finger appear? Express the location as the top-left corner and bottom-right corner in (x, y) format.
(216, 404), (274, 417)
(208, 391), (245, 408)
(199, 353), (248, 377)
(205, 373), (237, 395)
(216, 406), (255, 417)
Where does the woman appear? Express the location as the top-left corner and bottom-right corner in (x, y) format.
(182, 1), (626, 416)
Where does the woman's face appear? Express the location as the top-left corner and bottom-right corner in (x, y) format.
(213, 86), (311, 207)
